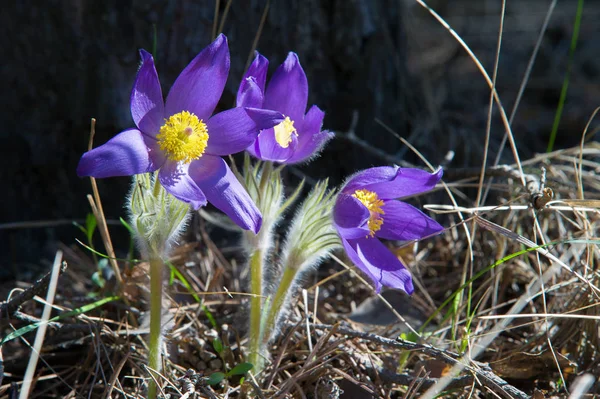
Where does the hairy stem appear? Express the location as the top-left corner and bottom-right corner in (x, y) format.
(262, 265), (298, 348)
(147, 255), (163, 399)
(248, 249), (264, 369)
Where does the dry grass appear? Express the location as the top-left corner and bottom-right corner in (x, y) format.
(2, 142), (599, 398)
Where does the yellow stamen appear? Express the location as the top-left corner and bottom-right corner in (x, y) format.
(352, 189), (385, 237)
(273, 116), (298, 148)
(157, 111), (209, 163)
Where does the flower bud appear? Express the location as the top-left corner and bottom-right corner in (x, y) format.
(281, 180), (341, 272)
(127, 173), (191, 258)
(241, 158), (304, 252)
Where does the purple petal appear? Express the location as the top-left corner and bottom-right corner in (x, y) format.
(342, 237), (414, 294)
(206, 108), (283, 156)
(376, 201), (443, 241)
(298, 104), (325, 134)
(236, 76), (264, 109)
(246, 52), (269, 92)
(333, 194), (370, 239)
(286, 105), (333, 164)
(367, 168), (443, 200)
(286, 131), (333, 164)
(263, 52), (308, 122)
(165, 34), (229, 120)
(158, 160), (206, 209)
(189, 155), (262, 233)
(77, 129), (164, 178)
(246, 138), (261, 159)
(343, 167), (398, 194)
(253, 127), (298, 162)
(343, 167), (443, 200)
(236, 52), (268, 107)
(130, 50), (164, 136)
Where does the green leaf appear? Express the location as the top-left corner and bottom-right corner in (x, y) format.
(163, 260), (218, 329)
(169, 265), (176, 285)
(167, 261), (200, 303)
(206, 372), (225, 386)
(399, 332), (419, 343)
(1, 296), (119, 346)
(85, 213), (97, 241)
(212, 337), (223, 354)
(459, 331), (469, 353)
(119, 217), (136, 235)
(75, 239), (141, 263)
(227, 362), (253, 377)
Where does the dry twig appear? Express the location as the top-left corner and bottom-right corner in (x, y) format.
(0, 262), (68, 321)
(309, 323), (529, 399)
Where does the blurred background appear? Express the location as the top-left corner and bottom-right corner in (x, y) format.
(2, 0), (598, 278)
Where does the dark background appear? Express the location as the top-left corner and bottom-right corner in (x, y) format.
(2, 0), (598, 278)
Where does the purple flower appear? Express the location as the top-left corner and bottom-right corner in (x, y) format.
(333, 166), (444, 293)
(77, 34), (283, 233)
(236, 52), (334, 164)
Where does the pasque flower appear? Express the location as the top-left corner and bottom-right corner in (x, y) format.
(236, 52), (333, 163)
(333, 166), (444, 293)
(77, 34), (283, 233)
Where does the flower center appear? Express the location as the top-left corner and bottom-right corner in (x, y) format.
(157, 111), (209, 163)
(273, 116), (298, 148)
(352, 189), (385, 237)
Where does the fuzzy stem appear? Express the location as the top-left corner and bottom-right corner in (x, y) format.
(248, 249), (264, 369)
(262, 265), (298, 348)
(147, 255), (163, 399)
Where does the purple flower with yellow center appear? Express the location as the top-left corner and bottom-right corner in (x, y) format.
(77, 34), (283, 233)
(236, 52), (334, 163)
(333, 166), (444, 293)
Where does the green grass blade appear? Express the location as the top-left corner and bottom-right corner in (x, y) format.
(165, 261), (218, 329)
(1, 296), (120, 346)
(547, 0), (584, 152)
(420, 238), (599, 333)
(227, 362), (253, 377)
(76, 239), (141, 263)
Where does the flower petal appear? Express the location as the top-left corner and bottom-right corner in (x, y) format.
(205, 107), (283, 156)
(77, 128), (164, 178)
(246, 138), (261, 159)
(236, 76), (264, 109)
(264, 52), (308, 122)
(189, 155), (262, 233)
(165, 34), (229, 120)
(286, 131), (333, 164)
(286, 105), (333, 164)
(253, 127), (298, 162)
(333, 194), (370, 239)
(343, 237), (414, 294)
(343, 167), (398, 194)
(376, 201), (443, 241)
(298, 104), (325, 134)
(158, 160), (206, 209)
(246, 52), (269, 92)
(236, 52), (268, 108)
(343, 167), (443, 200)
(130, 50), (164, 136)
